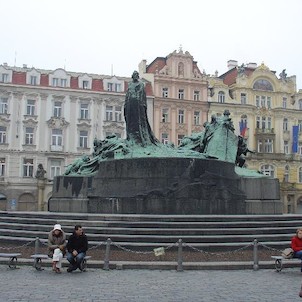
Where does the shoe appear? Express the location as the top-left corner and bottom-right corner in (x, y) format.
(67, 265), (76, 273)
(55, 268), (61, 274)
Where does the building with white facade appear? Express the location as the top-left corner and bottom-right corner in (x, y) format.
(0, 64), (154, 211)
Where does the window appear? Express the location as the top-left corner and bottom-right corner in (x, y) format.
(162, 88), (168, 98)
(298, 142), (302, 155)
(264, 139), (273, 153)
(178, 110), (184, 124)
(107, 83), (121, 92)
(0, 126), (6, 144)
(162, 108), (169, 123)
(260, 164), (274, 177)
(253, 79), (273, 91)
(284, 141), (289, 154)
(50, 159), (62, 179)
(115, 106), (122, 122)
(23, 158), (33, 177)
(299, 99), (302, 110)
(299, 167), (302, 183)
(283, 118), (288, 131)
(282, 97), (287, 109)
(79, 130), (88, 148)
(115, 83), (121, 92)
(240, 93), (247, 104)
(267, 97), (271, 109)
(256, 115), (271, 130)
(178, 89), (184, 100)
(218, 91), (225, 103)
(194, 111), (200, 125)
(298, 120), (302, 132)
(194, 91), (200, 101)
(26, 100), (35, 115)
(0, 97), (8, 114)
(25, 127), (34, 145)
(161, 133), (169, 144)
(106, 106), (113, 121)
(178, 62), (184, 76)
(53, 101), (62, 117)
(0, 158), (5, 176)
(80, 103), (89, 119)
(60, 79), (67, 87)
(30, 76), (37, 85)
(284, 165), (289, 182)
(107, 83), (113, 91)
(1, 73), (8, 83)
(177, 134), (184, 146)
(256, 95), (271, 108)
(52, 78), (59, 86)
(52, 129), (62, 146)
(257, 140), (262, 152)
(82, 80), (89, 89)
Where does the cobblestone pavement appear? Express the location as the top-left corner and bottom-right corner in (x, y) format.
(1, 266), (301, 302)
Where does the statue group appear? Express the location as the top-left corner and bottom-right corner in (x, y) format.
(65, 71), (253, 176)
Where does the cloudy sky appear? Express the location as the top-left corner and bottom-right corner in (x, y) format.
(1, 0), (302, 87)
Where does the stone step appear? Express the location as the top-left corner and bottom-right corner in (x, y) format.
(0, 211), (297, 251)
(0, 221), (297, 236)
(1, 211), (302, 222)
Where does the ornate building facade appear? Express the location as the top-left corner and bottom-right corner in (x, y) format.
(0, 64), (154, 211)
(139, 48), (209, 146)
(208, 60), (302, 213)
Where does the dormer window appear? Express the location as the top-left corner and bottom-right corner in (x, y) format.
(1, 74), (8, 83)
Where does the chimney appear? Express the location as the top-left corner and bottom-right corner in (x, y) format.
(227, 60), (238, 70)
(139, 59), (147, 74)
(3, 62), (8, 67)
(247, 62), (257, 69)
(23, 64), (27, 69)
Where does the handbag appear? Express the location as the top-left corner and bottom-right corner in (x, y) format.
(282, 247), (294, 259)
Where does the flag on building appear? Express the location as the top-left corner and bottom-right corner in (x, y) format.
(292, 125), (299, 153)
(239, 120), (247, 137)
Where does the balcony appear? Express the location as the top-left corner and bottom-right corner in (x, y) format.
(255, 128), (274, 134)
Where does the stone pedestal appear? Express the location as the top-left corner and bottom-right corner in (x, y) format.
(49, 157), (282, 215)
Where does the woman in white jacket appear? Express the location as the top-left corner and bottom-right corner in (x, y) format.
(48, 224), (66, 273)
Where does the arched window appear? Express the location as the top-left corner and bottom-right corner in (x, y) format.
(253, 79), (274, 91)
(260, 164), (274, 177)
(218, 91), (225, 103)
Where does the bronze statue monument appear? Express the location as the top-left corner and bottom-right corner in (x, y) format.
(50, 71), (282, 215)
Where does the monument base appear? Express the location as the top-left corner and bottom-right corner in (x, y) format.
(49, 158), (282, 215)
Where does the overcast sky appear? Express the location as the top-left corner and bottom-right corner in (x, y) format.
(1, 0), (302, 88)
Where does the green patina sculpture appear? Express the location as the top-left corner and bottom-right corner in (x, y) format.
(64, 71), (262, 178)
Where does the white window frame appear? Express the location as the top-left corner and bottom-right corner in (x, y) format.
(79, 130), (88, 148)
(193, 91), (200, 101)
(260, 164), (274, 177)
(0, 98), (8, 114)
(50, 159), (62, 179)
(162, 108), (169, 123)
(23, 158), (34, 177)
(80, 103), (89, 119)
(0, 126), (7, 144)
(53, 101), (62, 117)
(218, 91), (225, 103)
(52, 129), (63, 146)
(178, 109), (184, 124)
(178, 89), (184, 100)
(106, 106), (113, 121)
(194, 111), (200, 125)
(26, 99), (35, 116)
(25, 127), (34, 145)
(161, 133), (169, 145)
(0, 158), (5, 176)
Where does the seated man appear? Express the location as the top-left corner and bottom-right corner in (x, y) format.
(66, 225), (88, 272)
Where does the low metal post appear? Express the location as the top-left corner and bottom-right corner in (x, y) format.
(253, 239), (259, 271)
(177, 239), (183, 272)
(35, 237), (40, 254)
(103, 238), (111, 271)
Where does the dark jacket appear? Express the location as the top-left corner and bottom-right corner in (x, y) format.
(66, 232), (88, 254)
